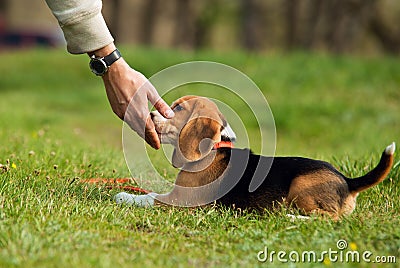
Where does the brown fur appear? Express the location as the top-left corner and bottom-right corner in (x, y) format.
(286, 171), (355, 218)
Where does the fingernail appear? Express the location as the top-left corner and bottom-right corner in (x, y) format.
(165, 109), (175, 118)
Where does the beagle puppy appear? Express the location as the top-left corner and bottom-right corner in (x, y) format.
(115, 96), (396, 219)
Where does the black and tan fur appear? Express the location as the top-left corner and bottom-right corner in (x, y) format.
(117, 96), (396, 219)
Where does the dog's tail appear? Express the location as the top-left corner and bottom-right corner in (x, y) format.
(346, 142), (395, 194)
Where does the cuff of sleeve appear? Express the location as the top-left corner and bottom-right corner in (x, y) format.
(61, 12), (114, 54)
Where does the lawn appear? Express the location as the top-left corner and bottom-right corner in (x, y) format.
(0, 47), (399, 267)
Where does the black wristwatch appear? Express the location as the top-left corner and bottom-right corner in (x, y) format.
(89, 48), (122, 76)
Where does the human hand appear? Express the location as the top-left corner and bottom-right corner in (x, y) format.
(94, 45), (174, 149)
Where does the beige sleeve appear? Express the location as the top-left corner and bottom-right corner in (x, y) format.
(45, 0), (114, 54)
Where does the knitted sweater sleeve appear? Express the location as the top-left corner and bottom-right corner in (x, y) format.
(45, 0), (114, 54)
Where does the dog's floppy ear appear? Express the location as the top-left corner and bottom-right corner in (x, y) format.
(172, 117), (222, 168)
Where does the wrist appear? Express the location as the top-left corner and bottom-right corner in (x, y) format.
(101, 57), (127, 80)
(88, 44), (122, 76)
(88, 43), (117, 58)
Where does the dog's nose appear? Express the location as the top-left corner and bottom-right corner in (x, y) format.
(150, 111), (160, 120)
(150, 110), (164, 120)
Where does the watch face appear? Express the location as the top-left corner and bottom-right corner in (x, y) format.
(90, 59), (107, 76)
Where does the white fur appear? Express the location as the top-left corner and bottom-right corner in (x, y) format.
(221, 123), (237, 142)
(385, 142), (396, 155)
(114, 192), (156, 207)
(287, 214), (310, 222)
(151, 111), (179, 144)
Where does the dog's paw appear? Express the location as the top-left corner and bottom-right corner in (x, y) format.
(114, 192), (155, 207)
(114, 192), (135, 204)
(287, 214), (310, 222)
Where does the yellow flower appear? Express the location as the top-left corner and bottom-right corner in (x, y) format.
(349, 242), (357, 251)
(11, 163), (17, 169)
(323, 257), (331, 266)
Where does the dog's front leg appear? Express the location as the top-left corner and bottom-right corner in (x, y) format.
(114, 192), (157, 207)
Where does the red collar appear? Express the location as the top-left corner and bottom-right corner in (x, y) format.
(213, 141), (234, 150)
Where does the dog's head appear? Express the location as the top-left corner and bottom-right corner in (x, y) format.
(151, 96), (236, 168)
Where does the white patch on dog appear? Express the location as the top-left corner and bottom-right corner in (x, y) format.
(287, 214), (310, 222)
(221, 123), (237, 142)
(114, 192), (156, 207)
(385, 142), (396, 155)
(151, 111), (179, 144)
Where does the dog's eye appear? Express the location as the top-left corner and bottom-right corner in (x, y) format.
(174, 104), (184, 112)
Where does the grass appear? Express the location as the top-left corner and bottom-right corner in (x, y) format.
(0, 47), (399, 267)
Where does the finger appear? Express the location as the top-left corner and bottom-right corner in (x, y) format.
(145, 130), (160, 150)
(145, 117), (161, 149)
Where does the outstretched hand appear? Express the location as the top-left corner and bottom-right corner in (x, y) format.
(97, 47), (174, 149)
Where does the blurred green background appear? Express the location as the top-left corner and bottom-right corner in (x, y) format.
(1, 1), (400, 54)
(0, 48), (399, 158)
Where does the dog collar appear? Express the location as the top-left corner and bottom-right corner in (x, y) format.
(213, 141), (234, 150)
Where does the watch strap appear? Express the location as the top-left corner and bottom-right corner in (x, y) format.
(102, 48), (121, 67)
